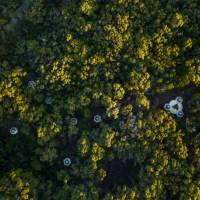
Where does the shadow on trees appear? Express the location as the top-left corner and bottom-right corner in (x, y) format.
(100, 158), (139, 193)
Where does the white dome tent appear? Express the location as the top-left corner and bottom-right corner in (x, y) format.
(71, 118), (78, 126)
(10, 127), (18, 135)
(63, 157), (71, 166)
(94, 115), (102, 123)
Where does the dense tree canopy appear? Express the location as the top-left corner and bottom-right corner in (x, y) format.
(0, 0), (199, 199)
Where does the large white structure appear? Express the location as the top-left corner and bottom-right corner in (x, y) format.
(164, 96), (184, 117)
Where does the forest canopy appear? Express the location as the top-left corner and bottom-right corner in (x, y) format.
(0, 0), (200, 199)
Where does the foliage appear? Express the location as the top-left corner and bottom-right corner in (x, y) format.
(0, 0), (199, 199)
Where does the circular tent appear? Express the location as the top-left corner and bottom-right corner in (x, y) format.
(71, 118), (78, 126)
(94, 115), (102, 123)
(63, 157), (71, 167)
(10, 127), (18, 135)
